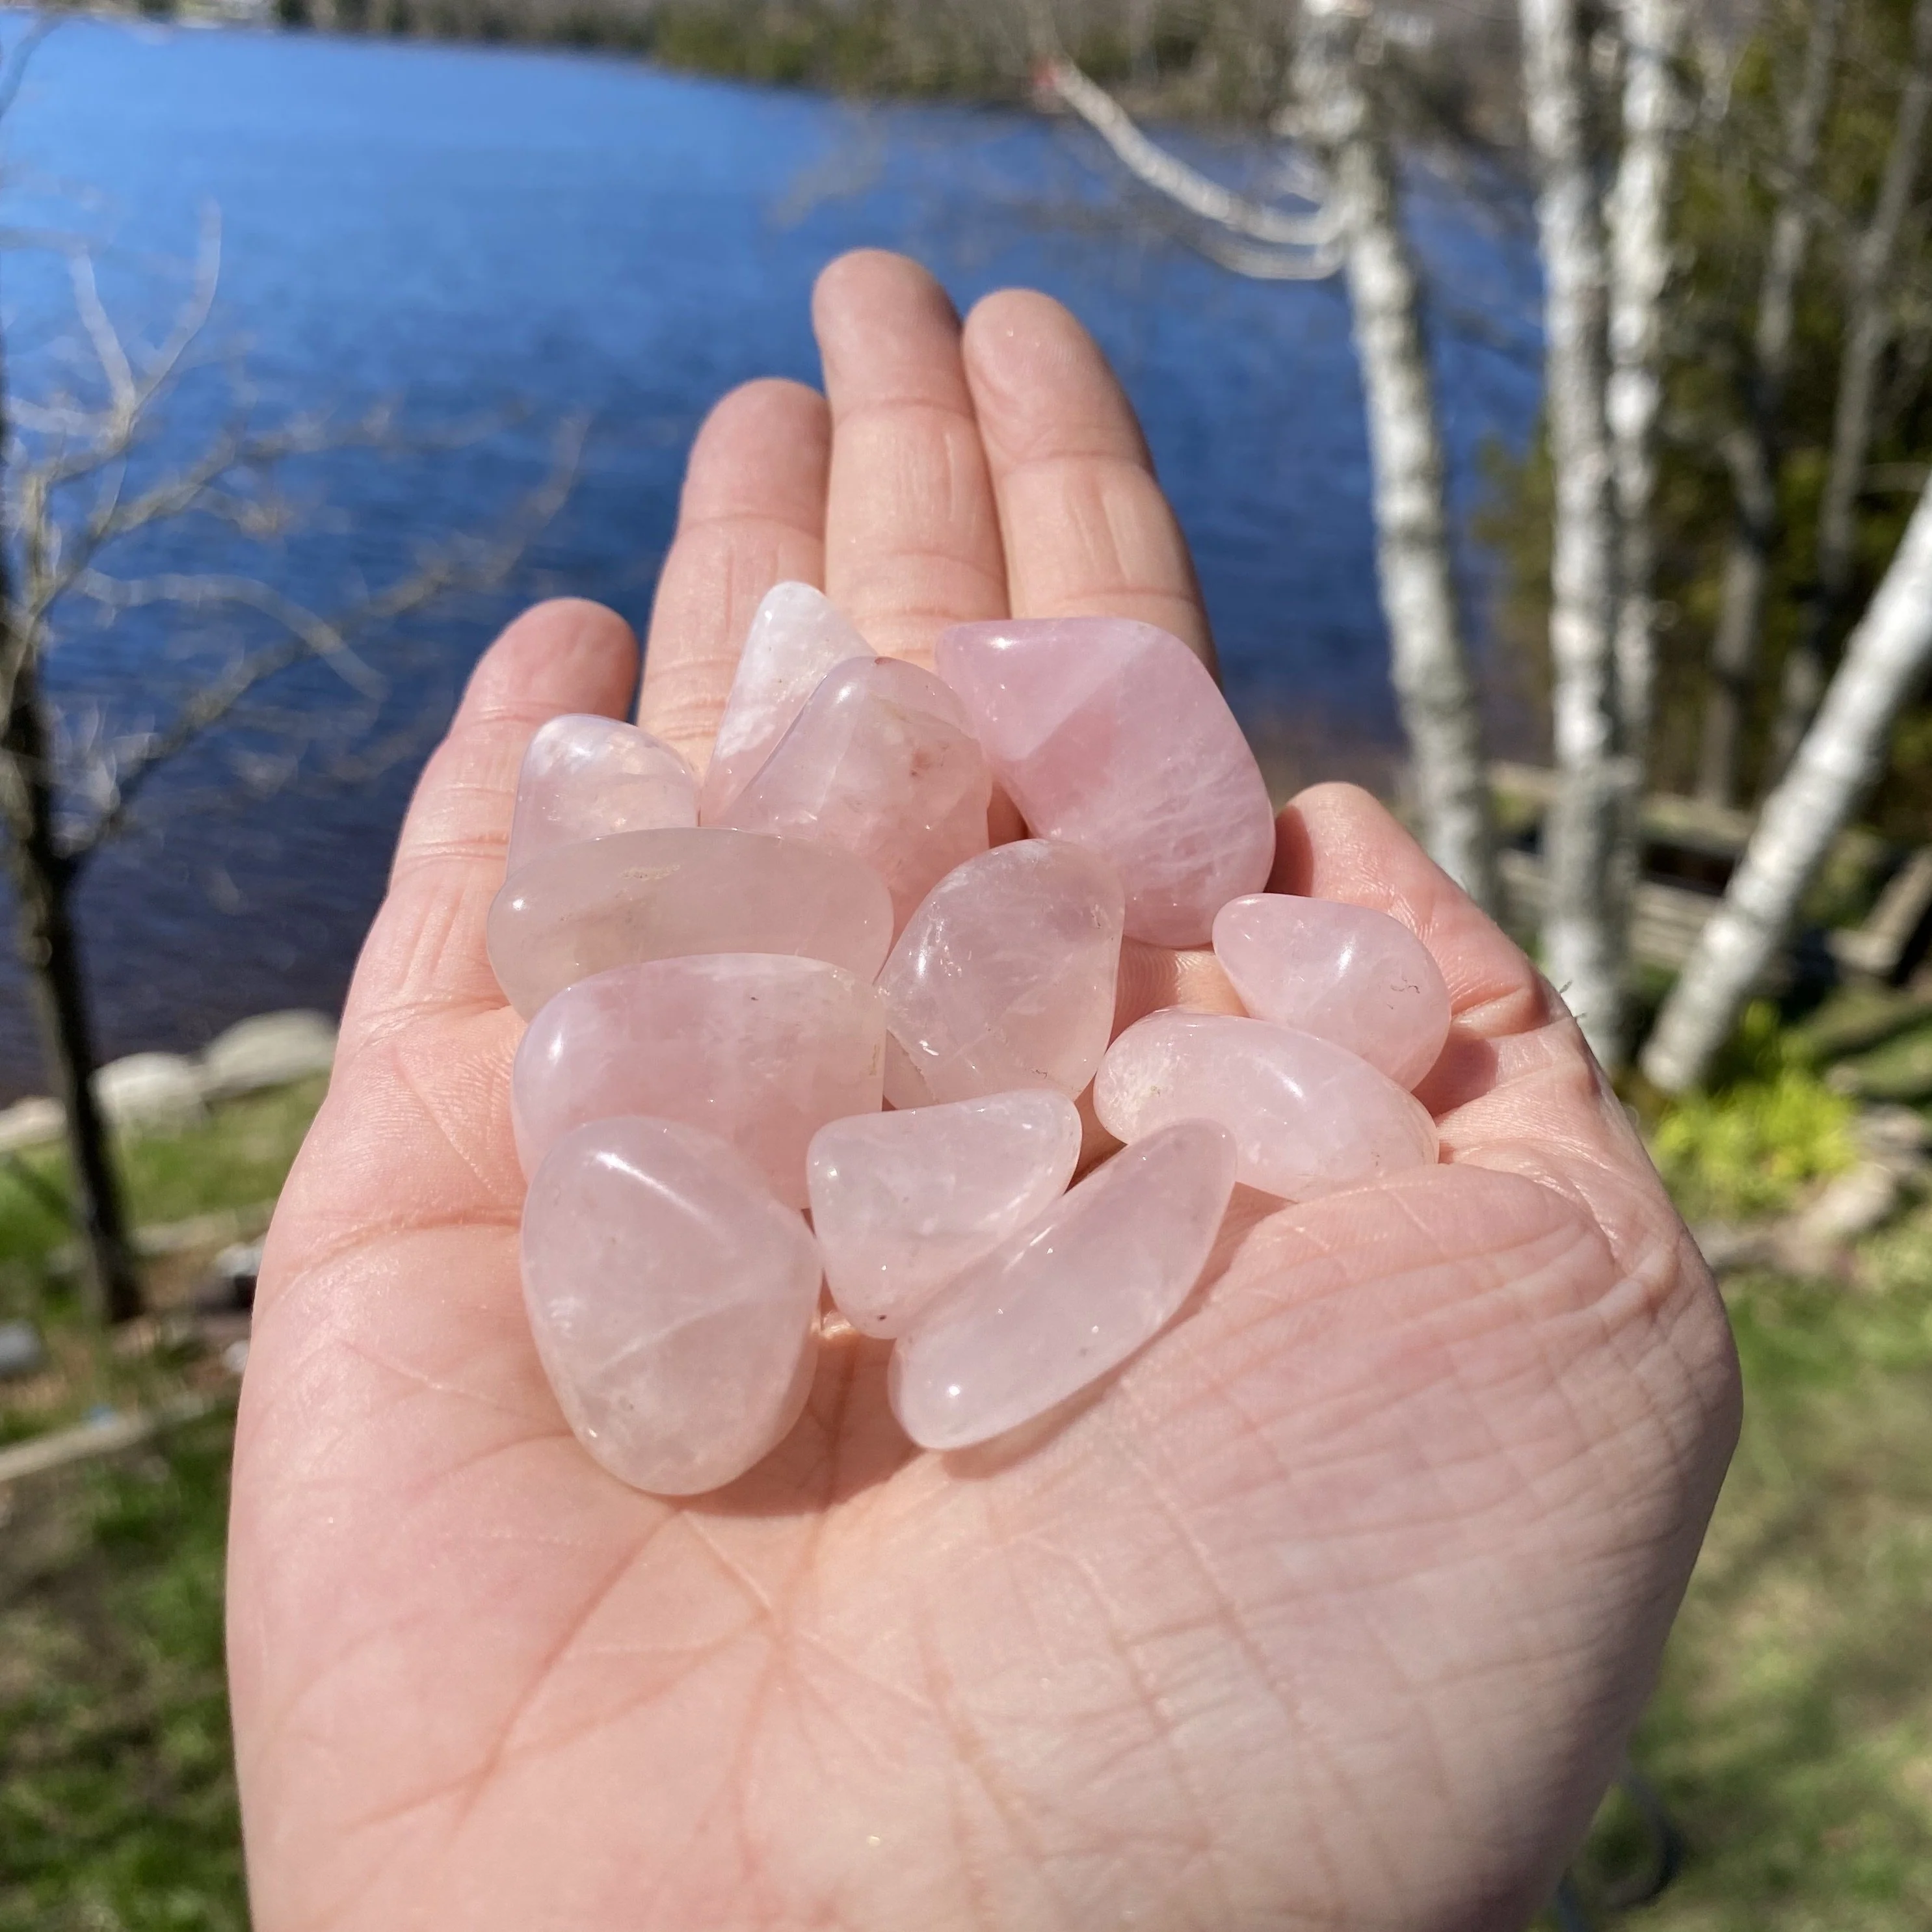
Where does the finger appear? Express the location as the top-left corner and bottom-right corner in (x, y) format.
(637, 377), (831, 767)
(962, 287), (1213, 667)
(1275, 784), (1700, 1286)
(815, 250), (1007, 666)
(337, 598), (638, 1061)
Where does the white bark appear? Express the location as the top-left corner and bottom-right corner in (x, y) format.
(1522, 0), (1628, 1065)
(1771, 0), (1932, 769)
(1645, 475), (1932, 1092)
(1044, 58), (1342, 267)
(1297, 0), (1499, 913)
(1699, 0), (1846, 804)
(1606, 0), (1686, 773)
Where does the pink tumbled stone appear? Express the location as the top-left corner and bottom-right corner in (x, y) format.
(808, 1090), (1082, 1337)
(700, 583), (874, 821)
(876, 839), (1124, 1108)
(1094, 1011), (1438, 1201)
(888, 1120), (1237, 1451)
(936, 617), (1276, 946)
(514, 955), (884, 1207)
(486, 827), (893, 1018)
(1213, 894), (1451, 1090)
(720, 656), (990, 929)
(506, 715), (697, 876)
(522, 1117), (822, 1496)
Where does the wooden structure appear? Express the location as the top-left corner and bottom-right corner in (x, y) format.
(1489, 763), (1932, 984)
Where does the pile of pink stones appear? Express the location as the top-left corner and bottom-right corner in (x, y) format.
(488, 585), (1451, 1495)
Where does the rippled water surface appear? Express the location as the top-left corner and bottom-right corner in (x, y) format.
(0, 18), (1539, 1094)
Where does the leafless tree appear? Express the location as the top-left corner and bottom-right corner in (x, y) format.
(0, 176), (577, 1321)
(1699, 0), (1846, 806)
(1768, 0), (1932, 774)
(1644, 471), (1932, 1091)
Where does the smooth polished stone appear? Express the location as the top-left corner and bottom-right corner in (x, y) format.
(522, 1117), (822, 1496)
(935, 617), (1275, 947)
(1212, 894), (1453, 1090)
(876, 839), (1124, 1108)
(488, 827), (893, 1018)
(700, 583), (875, 821)
(506, 715), (697, 876)
(1093, 1011), (1438, 1201)
(514, 955), (885, 1207)
(721, 657), (990, 929)
(808, 1091), (1082, 1337)
(889, 1120), (1237, 1451)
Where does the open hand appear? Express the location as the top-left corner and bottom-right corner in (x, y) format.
(228, 250), (1740, 1931)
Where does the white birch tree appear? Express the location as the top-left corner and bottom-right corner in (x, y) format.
(1291, 0), (1501, 914)
(1769, 0), (1932, 772)
(1044, 33), (1502, 912)
(1644, 472), (1932, 1091)
(1698, 0), (1846, 806)
(1606, 0), (1687, 788)
(1521, 0), (1628, 1065)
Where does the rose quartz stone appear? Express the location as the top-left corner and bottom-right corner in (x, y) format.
(514, 955), (884, 1207)
(889, 1120), (1237, 1451)
(935, 617), (1276, 947)
(876, 839), (1124, 1108)
(487, 827), (894, 1018)
(808, 1091), (1082, 1337)
(719, 656), (990, 929)
(1094, 1011), (1438, 1200)
(506, 715), (697, 876)
(522, 1117), (822, 1496)
(700, 583), (874, 820)
(1213, 894), (1451, 1090)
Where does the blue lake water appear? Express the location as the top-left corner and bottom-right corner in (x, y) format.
(0, 16), (1541, 1097)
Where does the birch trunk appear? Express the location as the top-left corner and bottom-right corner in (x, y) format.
(1297, 0), (1500, 914)
(1607, 0), (1686, 778)
(1770, 0), (1932, 772)
(1522, 0), (1628, 1065)
(1697, 0), (1846, 805)
(1645, 475), (1932, 1092)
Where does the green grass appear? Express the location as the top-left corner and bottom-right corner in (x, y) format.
(1555, 1229), (1932, 1928)
(0, 1413), (246, 1932)
(0, 1077), (326, 1319)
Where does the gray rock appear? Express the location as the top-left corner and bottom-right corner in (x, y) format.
(0, 1319), (47, 1382)
(199, 1011), (337, 1100)
(94, 1053), (207, 1130)
(0, 1096), (63, 1154)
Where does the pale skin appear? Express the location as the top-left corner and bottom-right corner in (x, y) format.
(228, 250), (1741, 1932)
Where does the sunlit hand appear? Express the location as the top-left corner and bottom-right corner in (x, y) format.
(228, 250), (1740, 1932)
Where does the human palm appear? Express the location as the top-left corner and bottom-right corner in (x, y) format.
(228, 251), (1740, 1931)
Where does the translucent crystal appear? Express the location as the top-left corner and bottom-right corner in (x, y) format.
(808, 1090), (1082, 1337)
(514, 955), (885, 1208)
(888, 1120), (1237, 1451)
(522, 1117), (822, 1496)
(1213, 893), (1451, 1090)
(1093, 1010), (1438, 1200)
(719, 656), (990, 929)
(699, 582), (874, 821)
(507, 715), (696, 876)
(936, 616), (1276, 946)
(487, 827), (893, 1019)
(876, 839), (1124, 1107)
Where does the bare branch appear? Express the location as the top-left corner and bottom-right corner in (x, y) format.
(0, 11), (59, 128)
(58, 414), (588, 862)
(1040, 57), (1343, 270)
